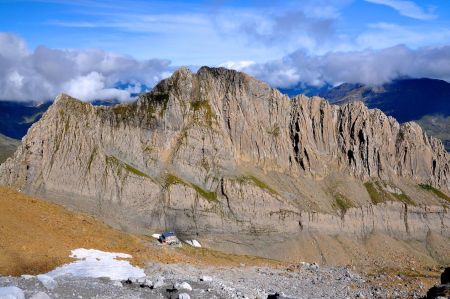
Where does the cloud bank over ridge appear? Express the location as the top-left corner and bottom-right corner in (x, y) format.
(240, 44), (450, 88)
(0, 33), (172, 102)
(1, 32), (450, 102)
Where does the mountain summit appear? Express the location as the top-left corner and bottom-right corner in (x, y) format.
(1, 67), (449, 263)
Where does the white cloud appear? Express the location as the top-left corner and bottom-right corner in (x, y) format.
(0, 33), (173, 102)
(243, 44), (450, 87)
(218, 60), (256, 71)
(2, 30), (450, 102)
(63, 72), (131, 102)
(365, 0), (437, 20)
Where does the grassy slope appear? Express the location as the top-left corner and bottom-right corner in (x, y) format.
(0, 134), (19, 163)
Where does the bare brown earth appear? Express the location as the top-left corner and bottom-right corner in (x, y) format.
(0, 186), (280, 276)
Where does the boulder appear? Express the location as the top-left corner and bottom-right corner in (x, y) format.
(153, 276), (165, 288)
(175, 282), (192, 291)
(200, 275), (213, 282)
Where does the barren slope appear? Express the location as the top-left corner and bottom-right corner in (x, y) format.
(0, 187), (279, 276)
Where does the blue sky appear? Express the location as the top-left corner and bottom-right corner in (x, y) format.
(0, 0), (450, 101)
(2, 0), (449, 64)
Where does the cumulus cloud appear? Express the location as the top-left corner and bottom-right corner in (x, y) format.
(3, 31), (450, 102)
(218, 60), (256, 71)
(0, 32), (172, 102)
(364, 0), (436, 20)
(241, 44), (450, 87)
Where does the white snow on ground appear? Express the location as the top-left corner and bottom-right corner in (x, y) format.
(36, 275), (57, 290)
(0, 286), (25, 299)
(185, 240), (201, 247)
(46, 248), (145, 281)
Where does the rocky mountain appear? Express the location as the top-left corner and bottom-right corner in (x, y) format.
(317, 78), (450, 150)
(0, 134), (19, 164)
(1, 67), (449, 265)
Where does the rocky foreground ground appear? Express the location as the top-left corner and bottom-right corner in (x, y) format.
(1, 261), (438, 299)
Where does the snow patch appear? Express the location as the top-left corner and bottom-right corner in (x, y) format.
(20, 275), (34, 280)
(185, 240), (201, 247)
(0, 286), (25, 299)
(46, 248), (145, 281)
(36, 275), (57, 290)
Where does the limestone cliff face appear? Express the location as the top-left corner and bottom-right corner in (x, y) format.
(0, 67), (449, 241)
(290, 96), (449, 187)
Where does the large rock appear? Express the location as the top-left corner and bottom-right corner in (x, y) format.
(0, 67), (449, 261)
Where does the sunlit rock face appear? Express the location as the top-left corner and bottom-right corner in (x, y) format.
(1, 67), (449, 261)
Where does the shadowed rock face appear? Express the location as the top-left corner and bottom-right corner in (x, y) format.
(0, 67), (449, 263)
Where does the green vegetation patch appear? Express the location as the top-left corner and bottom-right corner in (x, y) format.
(105, 155), (150, 179)
(164, 173), (186, 187)
(190, 100), (215, 127)
(419, 184), (450, 202)
(87, 148), (97, 173)
(364, 182), (384, 204)
(137, 92), (169, 118)
(124, 163), (149, 178)
(267, 125), (280, 137)
(236, 175), (278, 195)
(364, 181), (415, 205)
(112, 104), (135, 120)
(62, 97), (91, 114)
(200, 157), (210, 172)
(164, 173), (218, 202)
(191, 183), (218, 202)
(332, 193), (353, 212)
(391, 192), (415, 205)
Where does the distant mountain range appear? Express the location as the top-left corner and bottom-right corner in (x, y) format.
(0, 99), (121, 141)
(281, 78), (450, 151)
(320, 78), (450, 123)
(0, 81), (143, 141)
(278, 82), (332, 97)
(0, 101), (51, 140)
(0, 133), (19, 163)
